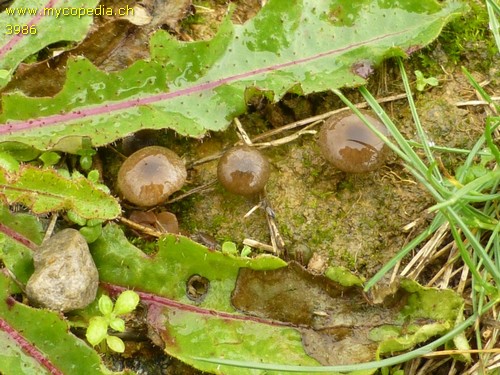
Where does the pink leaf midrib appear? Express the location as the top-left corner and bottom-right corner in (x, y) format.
(0, 30), (404, 136)
(0, 0), (59, 60)
(0, 315), (64, 375)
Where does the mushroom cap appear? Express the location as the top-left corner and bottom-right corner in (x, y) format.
(117, 146), (187, 207)
(318, 111), (390, 173)
(217, 145), (270, 196)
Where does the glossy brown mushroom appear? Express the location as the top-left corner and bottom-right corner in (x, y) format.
(318, 111), (390, 173)
(117, 146), (187, 207)
(217, 145), (270, 196)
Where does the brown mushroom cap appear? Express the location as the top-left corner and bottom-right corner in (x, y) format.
(217, 145), (270, 196)
(117, 146), (187, 207)
(318, 111), (390, 173)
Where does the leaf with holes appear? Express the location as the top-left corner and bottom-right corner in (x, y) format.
(0, 0), (98, 88)
(0, 0), (466, 152)
(0, 166), (120, 219)
(92, 225), (463, 375)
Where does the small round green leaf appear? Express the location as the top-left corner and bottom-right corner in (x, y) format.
(113, 290), (140, 315)
(98, 294), (114, 316)
(67, 210), (87, 226)
(79, 155), (93, 170)
(39, 151), (61, 167)
(109, 317), (125, 332)
(86, 316), (108, 346)
(221, 241), (238, 256)
(80, 224), (102, 244)
(106, 335), (125, 353)
(87, 169), (100, 183)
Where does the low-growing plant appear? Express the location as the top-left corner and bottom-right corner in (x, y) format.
(414, 70), (439, 91)
(85, 290), (140, 353)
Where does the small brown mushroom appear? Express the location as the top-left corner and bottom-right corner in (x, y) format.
(217, 145), (270, 196)
(155, 211), (179, 234)
(117, 146), (187, 207)
(318, 111), (390, 173)
(129, 210), (179, 234)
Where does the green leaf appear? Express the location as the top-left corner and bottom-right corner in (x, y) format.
(415, 70), (439, 91)
(113, 290), (140, 316)
(240, 245), (252, 257)
(0, 274), (108, 374)
(79, 224), (102, 244)
(0, 204), (41, 285)
(0, 0), (466, 152)
(38, 151), (61, 167)
(108, 318), (125, 333)
(0, 151), (19, 171)
(92, 225), (286, 310)
(67, 210), (88, 226)
(0, 0), (99, 88)
(324, 266), (364, 287)
(398, 279), (464, 322)
(0, 204), (43, 245)
(0, 165), (120, 220)
(373, 280), (465, 355)
(86, 316), (108, 346)
(98, 295), (113, 316)
(221, 241), (238, 256)
(92, 225), (463, 374)
(0, 205), (43, 284)
(79, 155), (93, 171)
(87, 170), (100, 183)
(0, 142), (40, 161)
(105, 335), (125, 353)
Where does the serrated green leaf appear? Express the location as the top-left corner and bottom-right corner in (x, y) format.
(0, 0), (98, 88)
(92, 225), (286, 311)
(0, 274), (109, 374)
(0, 204), (43, 245)
(0, 204), (41, 285)
(0, 165), (120, 219)
(0, 0), (466, 152)
(92, 225), (463, 374)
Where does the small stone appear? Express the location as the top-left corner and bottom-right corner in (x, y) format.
(26, 228), (99, 312)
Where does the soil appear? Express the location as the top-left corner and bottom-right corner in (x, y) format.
(165, 0), (497, 280)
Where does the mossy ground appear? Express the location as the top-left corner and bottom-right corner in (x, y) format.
(172, 0), (498, 280)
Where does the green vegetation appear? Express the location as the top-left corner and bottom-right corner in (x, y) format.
(86, 291), (140, 353)
(0, 0), (498, 373)
(418, 0), (497, 71)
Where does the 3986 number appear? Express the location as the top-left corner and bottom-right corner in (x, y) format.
(6, 25), (37, 35)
